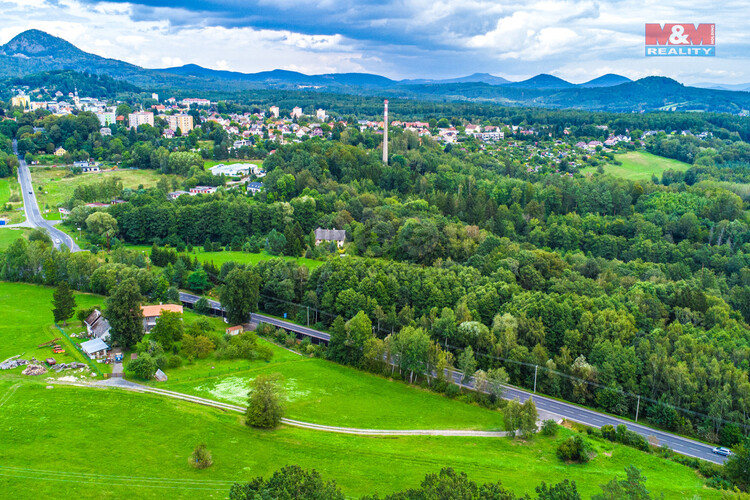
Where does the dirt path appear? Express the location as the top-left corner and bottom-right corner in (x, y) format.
(92, 378), (509, 437)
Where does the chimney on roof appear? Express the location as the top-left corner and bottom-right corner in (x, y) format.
(382, 99), (388, 165)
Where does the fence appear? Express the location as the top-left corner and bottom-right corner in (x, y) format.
(54, 324), (104, 378)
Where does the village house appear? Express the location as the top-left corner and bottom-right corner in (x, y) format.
(314, 227), (346, 247)
(226, 325), (244, 336)
(83, 309), (111, 341)
(54, 147), (67, 157)
(168, 190), (190, 200)
(247, 182), (263, 195)
(141, 304), (184, 333)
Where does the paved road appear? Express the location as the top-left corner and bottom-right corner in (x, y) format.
(445, 369), (726, 464)
(13, 140), (79, 252)
(177, 292), (726, 464)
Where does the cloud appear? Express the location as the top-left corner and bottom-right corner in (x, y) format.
(1, 0), (749, 83)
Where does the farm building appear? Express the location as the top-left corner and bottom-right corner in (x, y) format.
(84, 309), (111, 341)
(81, 338), (110, 359)
(315, 227), (346, 247)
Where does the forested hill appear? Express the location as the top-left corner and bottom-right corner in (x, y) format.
(3, 29), (750, 113)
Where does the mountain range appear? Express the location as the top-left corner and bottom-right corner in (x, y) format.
(2, 29), (750, 114)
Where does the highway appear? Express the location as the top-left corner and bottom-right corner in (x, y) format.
(13, 140), (80, 252)
(177, 291), (726, 464)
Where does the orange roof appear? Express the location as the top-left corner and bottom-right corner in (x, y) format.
(141, 304), (183, 317)
(226, 325), (243, 331)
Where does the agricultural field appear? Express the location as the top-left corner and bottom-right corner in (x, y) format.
(0, 381), (721, 499)
(580, 151), (690, 181)
(29, 167), (176, 212)
(124, 244), (324, 270)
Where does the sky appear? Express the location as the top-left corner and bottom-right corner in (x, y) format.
(0, 0), (748, 84)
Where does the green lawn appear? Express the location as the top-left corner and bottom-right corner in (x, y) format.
(580, 151), (690, 181)
(0, 382), (720, 499)
(204, 159), (263, 169)
(0, 178), (25, 224)
(29, 167), (177, 209)
(123, 244), (324, 271)
(0, 282), (104, 365)
(0, 228), (30, 250)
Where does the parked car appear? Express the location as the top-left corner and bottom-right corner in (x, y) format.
(713, 447), (733, 456)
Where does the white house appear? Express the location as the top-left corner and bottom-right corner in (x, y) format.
(83, 309), (110, 341)
(80, 338), (110, 359)
(247, 182), (264, 195)
(314, 227), (346, 247)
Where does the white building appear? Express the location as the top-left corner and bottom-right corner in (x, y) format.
(291, 106), (303, 119)
(128, 111), (154, 129)
(316, 109), (327, 121)
(269, 106), (279, 118)
(210, 163), (252, 177)
(96, 110), (116, 127)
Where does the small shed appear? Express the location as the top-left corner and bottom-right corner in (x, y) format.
(226, 325), (244, 336)
(80, 338), (110, 359)
(154, 369), (168, 382)
(45, 358), (56, 366)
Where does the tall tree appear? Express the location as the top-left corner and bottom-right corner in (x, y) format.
(85, 212), (118, 250)
(246, 373), (285, 428)
(219, 267), (261, 325)
(149, 310), (184, 350)
(51, 281), (76, 326)
(105, 277), (144, 348)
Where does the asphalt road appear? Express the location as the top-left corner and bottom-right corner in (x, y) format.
(14, 140), (80, 252)
(178, 294), (726, 464)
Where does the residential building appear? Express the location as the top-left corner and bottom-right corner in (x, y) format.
(11, 94), (30, 109)
(81, 338), (110, 359)
(54, 147), (67, 157)
(141, 304), (184, 333)
(189, 186), (218, 195)
(314, 227), (346, 247)
(128, 111), (154, 129)
(247, 182), (264, 195)
(96, 110), (116, 126)
(269, 106), (279, 118)
(83, 310), (111, 341)
(99, 127), (112, 136)
(165, 113), (194, 133)
(291, 106), (303, 119)
(316, 108), (327, 120)
(168, 190), (190, 200)
(182, 98), (211, 107)
(151, 93), (159, 101)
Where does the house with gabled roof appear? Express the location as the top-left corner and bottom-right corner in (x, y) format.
(84, 309), (111, 341)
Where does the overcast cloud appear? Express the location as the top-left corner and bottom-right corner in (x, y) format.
(0, 0), (747, 83)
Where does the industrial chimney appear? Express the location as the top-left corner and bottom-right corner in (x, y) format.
(382, 99), (389, 165)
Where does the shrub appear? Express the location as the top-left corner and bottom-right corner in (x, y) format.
(246, 373), (285, 428)
(189, 443), (213, 469)
(557, 435), (590, 463)
(445, 383), (461, 398)
(601, 424), (616, 441)
(167, 354), (183, 369)
(541, 420), (558, 437)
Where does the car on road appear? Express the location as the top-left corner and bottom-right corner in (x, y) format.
(713, 446), (733, 456)
(28, 191), (32, 195)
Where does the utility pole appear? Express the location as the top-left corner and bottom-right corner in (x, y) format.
(307, 306), (309, 326)
(635, 395), (641, 422)
(533, 365), (538, 393)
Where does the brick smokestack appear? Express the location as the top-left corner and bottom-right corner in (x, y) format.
(382, 99), (388, 165)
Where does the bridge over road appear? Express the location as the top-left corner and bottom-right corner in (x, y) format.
(177, 291), (726, 465)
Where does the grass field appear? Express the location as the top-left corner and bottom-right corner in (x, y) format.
(0, 178), (25, 224)
(580, 151), (690, 181)
(0, 228), (31, 250)
(0, 282), (104, 365)
(29, 167), (176, 210)
(123, 244), (324, 270)
(0, 382), (721, 499)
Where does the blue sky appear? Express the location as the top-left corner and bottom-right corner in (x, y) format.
(1, 0), (748, 83)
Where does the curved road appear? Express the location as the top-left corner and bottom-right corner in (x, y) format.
(13, 140), (79, 252)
